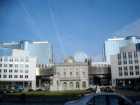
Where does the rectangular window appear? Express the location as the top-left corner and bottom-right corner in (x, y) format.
(124, 66), (128, 76)
(4, 64), (7, 67)
(15, 64), (18, 68)
(0, 58), (2, 62)
(25, 64), (29, 68)
(129, 60), (133, 64)
(9, 75), (12, 78)
(128, 52), (132, 58)
(0, 69), (1, 73)
(123, 60), (127, 64)
(25, 70), (29, 73)
(135, 59), (139, 64)
(20, 75), (23, 78)
(14, 75), (18, 78)
(123, 52), (127, 59)
(118, 60), (122, 65)
(0, 75), (1, 78)
(14, 69), (18, 73)
(0, 64), (2, 67)
(9, 64), (13, 67)
(134, 51), (138, 58)
(3, 75), (7, 78)
(25, 75), (28, 78)
(117, 54), (121, 59)
(4, 69), (7, 73)
(9, 58), (13, 62)
(9, 69), (12, 73)
(129, 66), (134, 76)
(118, 67), (122, 76)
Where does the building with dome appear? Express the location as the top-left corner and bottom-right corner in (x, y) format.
(50, 57), (89, 91)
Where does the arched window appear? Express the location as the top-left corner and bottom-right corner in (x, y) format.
(63, 82), (67, 90)
(76, 82), (80, 88)
(82, 81), (86, 88)
(69, 82), (73, 89)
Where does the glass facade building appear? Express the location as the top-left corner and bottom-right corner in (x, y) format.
(0, 40), (53, 65)
(104, 36), (140, 63)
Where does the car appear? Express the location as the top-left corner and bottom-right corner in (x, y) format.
(64, 93), (136, 105)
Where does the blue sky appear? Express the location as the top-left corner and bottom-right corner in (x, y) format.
(0, 0), (140, 62)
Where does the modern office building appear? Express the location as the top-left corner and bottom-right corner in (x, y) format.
(89, 62), (111, 86)
(104, 36), (140, 63)
(0, 49), (36, 90)
(50, 57), (89, 91)
(0, 40), (53, 67)
(0, 40), (53, 90)
(110, 42), (140, 89)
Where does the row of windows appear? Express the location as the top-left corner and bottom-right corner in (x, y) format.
(0, 64), (29, 68)
(0, 75), (28, 79)
(56, 71), (86, 77)
(118, 59), (138, 65)
(0, 69), (29, 73)
(118, 51), (138, 60)
(0, 58), (29, 62)
(61, 81), (87, 89)
(118, 66), (139, 76)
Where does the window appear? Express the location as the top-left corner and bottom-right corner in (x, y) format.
(0, 75), (1, 78)
(20, 58), (24, 62)
(25, 64), (29, 68)
(4, 58), (8, 62)
(9, 58), (13, 62)
(9, 75), (12, 78)
(20, 75), (23, 78)
(123, 52), (127, 59)
(20, 70), (23, 73)
(25, 70), (29, 73)
(134, 51), (138, 58)
(129, 66), (133, 76)
(63, 82), (67, 90)
(118, 60), (122, 65)
(69, 82), (73, 88)
(123, 60), (127, 64)
(117, 54), (121, 60)
(135, 59), (139, 64)
(0, 69), (1, 73)
(70, 72), (72, 76)
(118, 67), (122, 76)
(3, 75), (7, 78)
(124, 66), (128, 76)
(14, 69), (18, 73)
(64, 72), (66, 76)
(14, 75), (18, 78)
(0, 58), (2, 62)
(82, 81), (86, 88)
(4, 64), (7, 67)
(0, 64), (2, 67)
(9, 64), (13, 67)
(25, 75), (28, 78)
(9, 69), (12, 73)
(128, 52), (132, 58)
(76, 72), (79, 76)
(76, 82), (80, 88)
(129, 60), (133, 64)
(135, 65), (139, 75)
(83, 72), (86, 77)
(15, 64), (18, 68)
(25, 58), (29, 62)
(4, 69), (7, 73)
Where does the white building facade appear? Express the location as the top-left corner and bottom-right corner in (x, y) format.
(111, 43), (140, 89)
(0, 49), (37, 90)
(50, 57), (89, 91)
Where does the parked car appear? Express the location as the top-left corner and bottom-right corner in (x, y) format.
(64, 93), (137, 105)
